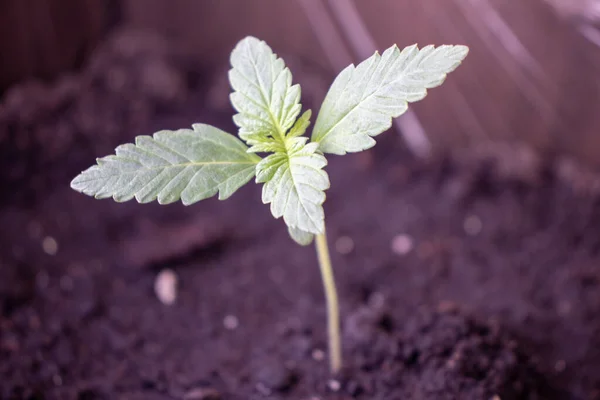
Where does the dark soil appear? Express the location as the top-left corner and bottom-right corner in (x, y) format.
(2, 31), (600, 400)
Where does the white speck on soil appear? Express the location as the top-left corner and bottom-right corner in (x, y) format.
(327, 379), (341, 392)
(311, 348), (325, 361)
(391, 234), (414, 255)
(335, 236), (354, 254)
(255, 382), (271, 396)
(463, 215), (483, 236)
(368, 291), (386, 308)
(42, 236), (58, 255)
(223, 315), (239, 330)
(154, 269), (178, 305)
(558, 300), (572, 316)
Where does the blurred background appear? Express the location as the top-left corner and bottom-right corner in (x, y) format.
(3, 0), (600, 398)
(2, 0), (600, 167)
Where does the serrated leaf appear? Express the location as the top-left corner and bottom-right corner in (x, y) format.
(287, 110), (312, 138)
(229, 36), (302, 145)
(288, 226), (314, 246)
(312, 44), (469, 155)
(71, 124), (260, 205)
(258, 142), (330, 234)
(247, 141), (285, 154)
(256, 152), (287, 184)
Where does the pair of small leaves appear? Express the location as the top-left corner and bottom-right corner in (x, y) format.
(71, 36), (468, 245)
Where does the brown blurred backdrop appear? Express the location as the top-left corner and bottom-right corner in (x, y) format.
(1, 0), (600, 166)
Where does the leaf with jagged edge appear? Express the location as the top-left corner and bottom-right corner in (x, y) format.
(229, 36), (302, 146)
(312, 44), (469, 155)
(256, 140), (330, 234)
(71, 124), (260, 205)
(287, 110), (312, 138)
(229, 37), (328, 236)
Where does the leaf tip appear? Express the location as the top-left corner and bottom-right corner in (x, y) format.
(69, 173), (83, 192)
(192, 123), (213, 133)
(240, 35), (261, 44)
(455, 45), (470, 60)
(232, 36), (265, 58)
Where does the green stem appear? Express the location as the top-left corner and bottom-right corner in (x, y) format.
(315, 227), (342, 373)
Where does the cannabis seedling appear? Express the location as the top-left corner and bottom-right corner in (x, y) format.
(71, 37), (468, 373)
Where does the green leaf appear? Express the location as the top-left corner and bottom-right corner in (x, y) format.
(257, 141), (330, 234)
(288, 226), (314, 246)
(229, 36), (302, 146)
(287, 110), (312, 138)
(312, 44), (469, 155)
(71, 124), (260, 205)
(228, 37), (328, 235)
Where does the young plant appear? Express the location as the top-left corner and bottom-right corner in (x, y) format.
(71, 37), (468, 373)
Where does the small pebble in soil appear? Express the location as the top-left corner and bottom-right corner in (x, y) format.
(345, 304), (392, 343)
(42, 236), (58, 255)
(335, 236), (354, 254)
(154, 269), (178, 305)
(437, 300), (459, 313)
(391, 234), (414, 255)
(367, 291), (385, 309)
(327, 379), (341, 392)
(223, 315), (239, 330)
(558, 300), (572, 316)
(183, 387), (221, 400)
(254, 358), (297, 393)
(555, 359), (566, 372)
(311, 348), (325, 361)
(463, 214), (483, 236)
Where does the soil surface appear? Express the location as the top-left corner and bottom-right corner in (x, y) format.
(2, 31), (600, 400)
